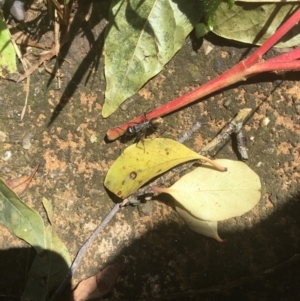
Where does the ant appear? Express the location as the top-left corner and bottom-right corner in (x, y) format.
(125, 114), (163, 141)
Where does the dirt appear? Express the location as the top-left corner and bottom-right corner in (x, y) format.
(0, 1), (300, 301)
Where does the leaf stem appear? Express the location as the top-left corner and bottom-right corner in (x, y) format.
(199, 156), (227, 172)
(106, 7), (300, 141)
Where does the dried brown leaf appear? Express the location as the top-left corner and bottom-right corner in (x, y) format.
(5, 164), (39, 196)
(73, 263), (124, 301)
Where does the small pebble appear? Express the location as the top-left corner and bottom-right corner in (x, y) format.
(202, 39), (214, 55)
(34, 87), (40, 96)
(22, 133), (33, 150)
(9, 0), (25, 21)
(2, 151), (12, 161)
(223, 98), (232, 108)
(90, 133), (97, 143)
(261, 117), (270, 127)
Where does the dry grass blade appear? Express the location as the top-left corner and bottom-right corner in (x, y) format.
(17, 45), (57, 82)
(10, 28), (45, 49)
(16, 0), (73, 83)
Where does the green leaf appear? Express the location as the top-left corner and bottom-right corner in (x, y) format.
(43, 198), (71, 267)
(0, 16), (17, 77)
(42, 197), (54, 224)
(195, 23), (213, 38)
(194, 0), (233, 38)
(104, 138), (225, 199)
(102, 0), (203, 117)
(0, 178), (45, 252)
(21, 198), (71, 301)
(0, 182), (71, 301)
(45, 225), (71, 267)
(21, 255), (49, 301)
(213, 2), (300, 47)
(155, 159), (261, 221)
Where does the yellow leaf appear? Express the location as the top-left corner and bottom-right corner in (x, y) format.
(104, 138), (225, 199)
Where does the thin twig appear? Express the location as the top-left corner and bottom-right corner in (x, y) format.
(10, 34), (30, 120)
(54, 8), (61, 89)
(200, 108), (251, 156)
(20, 76), (30, 120)
(236, 130), (248, 161)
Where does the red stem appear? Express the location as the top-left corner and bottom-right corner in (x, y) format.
(243, 6), (300, 67)
(262, 47), (300, 63)
(107, 7), (300, 141)
(106, 62), (246, 139)
(249, 59), (300, 74)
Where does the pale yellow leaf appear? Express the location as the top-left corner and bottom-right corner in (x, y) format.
(176, 204), (223, 242)
(155, 159), (261, 222)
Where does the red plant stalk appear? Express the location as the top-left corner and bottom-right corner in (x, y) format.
(107, 7), (300, 141)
